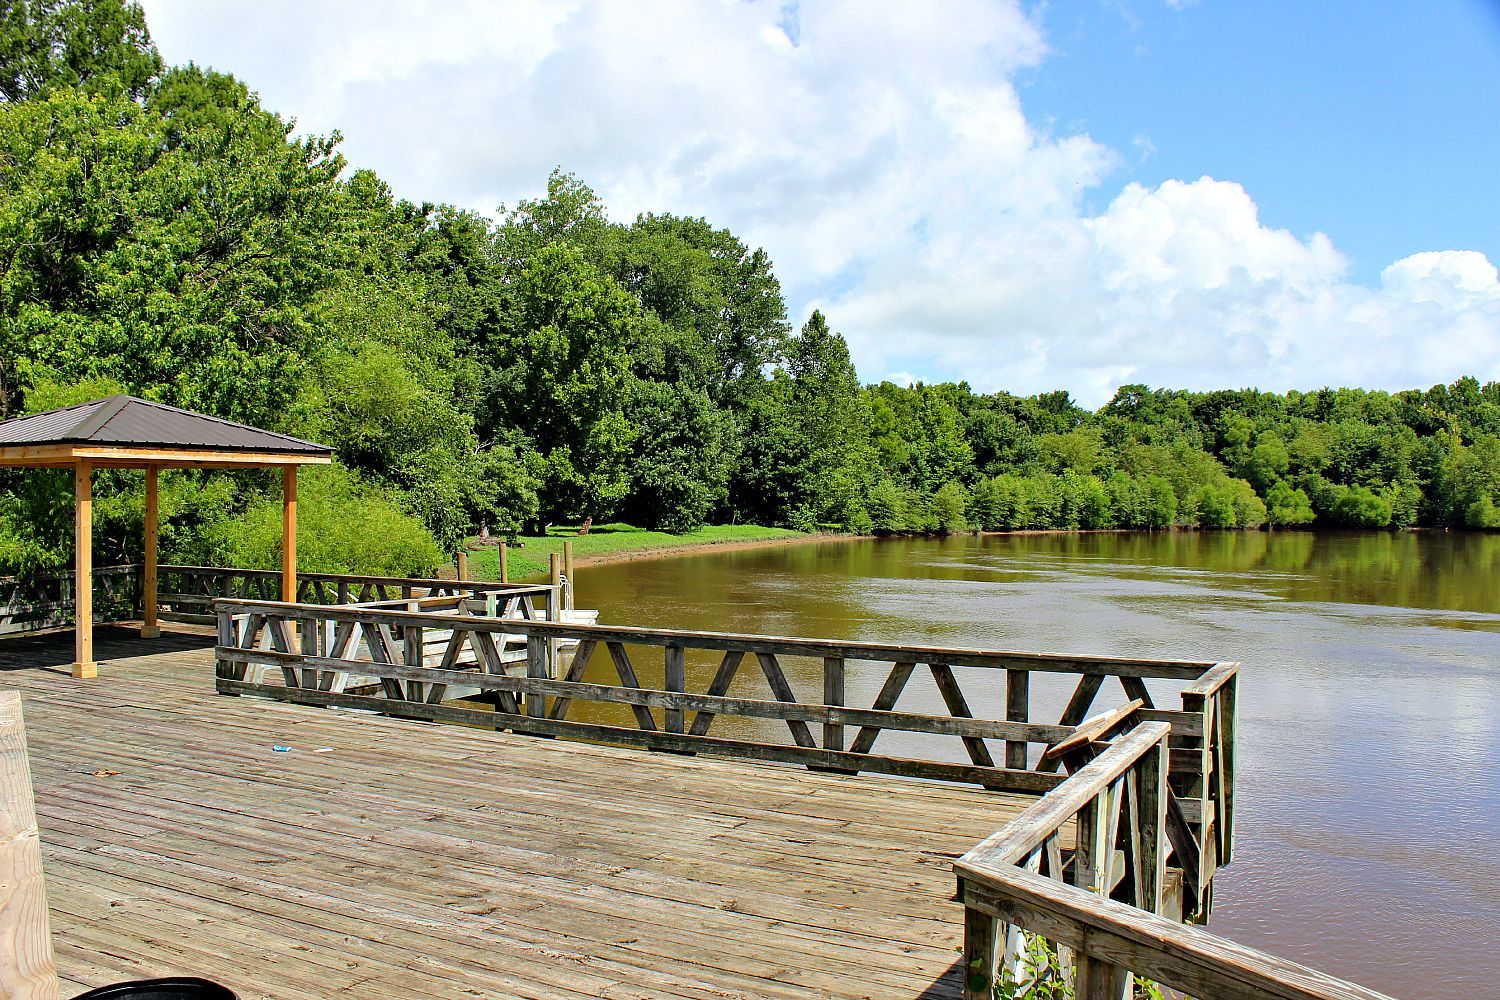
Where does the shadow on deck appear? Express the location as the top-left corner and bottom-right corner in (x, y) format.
(3, 626), (1025, 1000)
(0, 623), (215, 674)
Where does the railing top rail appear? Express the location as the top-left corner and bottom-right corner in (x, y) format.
(1182, 660), (1240, 698)
(165, 565), (550, 594)
(0, 563), (141, 584)
(959, 867), (1393, 1000)
(958, 720), (1170, 870)
(211, 598), (1218, 678)
(216, 644), (1085, 746)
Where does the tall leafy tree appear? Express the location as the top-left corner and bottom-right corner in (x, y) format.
(0, 0), (161, 102)
(483, 244), (636, 528)
(0, 70), (346, 425)
(734, 312), (871, 528)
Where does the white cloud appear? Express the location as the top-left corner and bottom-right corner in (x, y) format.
(139, 0), (1499, 407)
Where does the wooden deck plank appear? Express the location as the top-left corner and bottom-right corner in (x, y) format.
(0, 626), (1042, 999)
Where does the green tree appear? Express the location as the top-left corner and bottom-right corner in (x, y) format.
(991, 474), (1031, 530)
(213, 465), (444, 576)
(733, 312), (871, 529)
(611, 212), (790, 406)
(483, 244), (636, 528)
(1383, 481), (1421, 529)
(620, 380), (736, 532)
(1241, 434), (1290, 492)
(1465, 495), (1500, 529)
(1194, 486), (1236, 529)
(1266, 481), (1316, 527)
(1329, 485), (1393, 528)
(1141, 475), (1178, 528)
(969, 476), (999, 531)
(0, 78), (347, 425)
(931, 481), (969, 534)
(867, 479), (906, 534)
(1037, 429), (1104, 476)
(1075, 475), (1110, 529)
(0, 0), (161, 102)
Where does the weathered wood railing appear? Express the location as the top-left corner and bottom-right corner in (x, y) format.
(212, 598), (1236, 911)
(955, 722), (1392, 1000)
(0, 563), (554, 636)
(157, 565), (549, 621)
(0, 564), (141, 636)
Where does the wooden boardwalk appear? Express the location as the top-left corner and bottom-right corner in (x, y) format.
(1, 625), (1042, 1000)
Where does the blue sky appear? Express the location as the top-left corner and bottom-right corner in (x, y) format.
(141, 0), (1500, 405)
(1022, 1), (1500, 282)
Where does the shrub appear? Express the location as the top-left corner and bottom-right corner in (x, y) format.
(1229, 480), (1268, 528)
(867, 479), (906, 534)
(969, 476), (1000, 531)
(1383, 481), (1421, 529)
(1141, 475), (1178, 528)
(1076, 475), (1110, 529)
(1265, 481), (1315, 526)
(1329, 484), (1392, 528)
(991, 474), (1031, 530)
(1465, 495), (1500, 529)
(1194, 486), (1236, 528)
(932, 481), (969, 534)
(212, 465), (445, 576)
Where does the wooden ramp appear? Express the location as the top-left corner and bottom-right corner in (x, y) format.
(0, 626), (1039, 1000)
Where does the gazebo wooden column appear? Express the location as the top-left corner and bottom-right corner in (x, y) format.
(73, 461), (95, 679)
(141, 466), (160, 640)
(282, 466), (297, 603)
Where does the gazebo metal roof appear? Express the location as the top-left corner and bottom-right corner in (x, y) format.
(0, 395), (331, 467)
(0, 396), (331, 678)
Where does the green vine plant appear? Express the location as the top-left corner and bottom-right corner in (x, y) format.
(984, 934), (1185, 1000)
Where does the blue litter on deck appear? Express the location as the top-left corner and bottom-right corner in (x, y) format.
(272, 745), (292, 753)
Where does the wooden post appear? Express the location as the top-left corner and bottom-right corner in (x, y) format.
(0, 691), (61, 1000)
(141, 466), (160, 639)
(1070, 789), (1128, 997)
(1005, 668), (1030, 769)
(72, 461), (95, 679)
(1219, 678), (1238, 866)
(547, 552), (563, 671)
(455, 551), (469, 582)
(563, 540), (575, 611)
(541, 582), (560, 679)
(525, 634), (550, 721)
(1075, 955), (1129, 1000)
(961, 894), (1000, 1000)
(822, 656), (845, 751)
(1137, 738), (1169, 915)
(281, 466), (297, 604)
(664, 644), (685, 734)
(498, 543), (509, 583)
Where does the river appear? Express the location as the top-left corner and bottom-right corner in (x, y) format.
(569, 530), (1500, 998)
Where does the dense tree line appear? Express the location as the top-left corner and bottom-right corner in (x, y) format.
(1, 2), (1498, 576)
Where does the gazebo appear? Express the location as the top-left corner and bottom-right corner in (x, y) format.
(0, 395), (332, 678)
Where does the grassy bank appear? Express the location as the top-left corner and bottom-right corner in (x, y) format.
(466, 523), (806, 580)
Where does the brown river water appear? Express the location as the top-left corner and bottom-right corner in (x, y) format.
(565, 530), (1500, 998)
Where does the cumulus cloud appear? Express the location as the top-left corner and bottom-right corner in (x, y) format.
(140, 0), (1499, 406)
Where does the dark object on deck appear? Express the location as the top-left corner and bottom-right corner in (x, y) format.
(73, 978), (238, 999)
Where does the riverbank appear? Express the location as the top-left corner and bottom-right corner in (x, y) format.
(464, 523), (1407, 582)
(465, 523), (859, 579)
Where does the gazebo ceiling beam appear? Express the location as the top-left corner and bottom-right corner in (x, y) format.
(0, 445), (330, 469)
